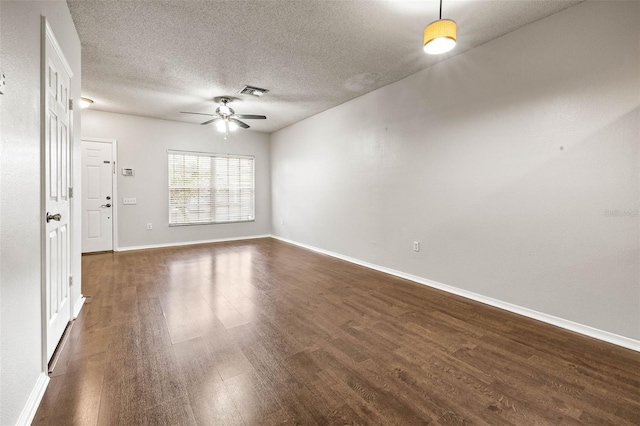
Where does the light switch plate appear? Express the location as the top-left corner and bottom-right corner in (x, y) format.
(123, 197), (137, 205)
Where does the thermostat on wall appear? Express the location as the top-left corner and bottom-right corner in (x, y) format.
(122, 168), (134, 176)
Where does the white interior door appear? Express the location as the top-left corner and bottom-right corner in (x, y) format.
(44, 22), (73, 362)
(81, 140), (114, 253)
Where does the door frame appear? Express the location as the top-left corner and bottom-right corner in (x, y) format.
(41, 17), (75, 370)
(82, 137), (119, 252)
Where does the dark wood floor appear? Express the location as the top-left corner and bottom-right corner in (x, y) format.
(34, 238), (640, 425)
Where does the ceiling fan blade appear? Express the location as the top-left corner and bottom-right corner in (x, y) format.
(180, 111), (215, 116)
(201, 117), (221, 125)
(234, 114), (266, 120)
(230, 118), (250, 129)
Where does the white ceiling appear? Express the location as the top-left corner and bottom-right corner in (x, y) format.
(68, 0), (582, 133)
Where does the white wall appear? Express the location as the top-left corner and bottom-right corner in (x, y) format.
(271, 1), (640, 341)
(81, 110), (272, 249)
(0, 1), (82, 424)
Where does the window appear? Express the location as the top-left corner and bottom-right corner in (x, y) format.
(168, 150), (255, 225)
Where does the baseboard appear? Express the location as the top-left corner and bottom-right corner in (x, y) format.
(116, 234), (272, 252)
(270, 235), (640, 353)
(15, 372), (49, 426)
(73, 295), (85, 319)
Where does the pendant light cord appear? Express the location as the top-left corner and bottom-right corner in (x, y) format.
(439, 0), (443, 19)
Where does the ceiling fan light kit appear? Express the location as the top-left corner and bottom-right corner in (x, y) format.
(423, 0), (457, 55)
(216, 119), (238, 133)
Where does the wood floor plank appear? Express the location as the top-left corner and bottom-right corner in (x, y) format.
(34, 238), (640, 425)
(96, 355), (145, 426)
(143, 395), (198, 426)
(33, 353), (106, 426)
(223, 372), (290, 425)
(173, 338), (246, 425)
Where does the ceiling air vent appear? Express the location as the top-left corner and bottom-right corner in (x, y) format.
(238, 85), (269, 97)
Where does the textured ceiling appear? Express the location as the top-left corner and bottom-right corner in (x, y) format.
(68, 0), (582, 133)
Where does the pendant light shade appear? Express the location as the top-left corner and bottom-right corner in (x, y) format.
(423, 0), (456, 55)
(423, 19), (457, 54)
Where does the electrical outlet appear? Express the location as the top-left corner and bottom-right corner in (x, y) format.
(146, 223), (152, 230)
(413, 241), (420, 252)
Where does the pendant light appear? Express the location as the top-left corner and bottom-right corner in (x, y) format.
(423, 0), (457, 55)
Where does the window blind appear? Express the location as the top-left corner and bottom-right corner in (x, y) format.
(168, 151), (255, 225)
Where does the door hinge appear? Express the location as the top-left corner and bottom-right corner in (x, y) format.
(69, 275), (73, 287)
(69, 99), (73, 110)
(69, 187), (74, 198)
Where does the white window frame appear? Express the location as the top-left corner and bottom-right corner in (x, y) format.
(168, 150), (255, 226)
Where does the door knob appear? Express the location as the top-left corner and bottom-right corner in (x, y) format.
(100, 203), (112, 208)
(46, 212), (61, 223)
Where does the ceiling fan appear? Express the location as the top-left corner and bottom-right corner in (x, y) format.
(180, 97), (266, 139)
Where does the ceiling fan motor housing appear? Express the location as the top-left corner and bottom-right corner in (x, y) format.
(216, 98), (233, 117)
